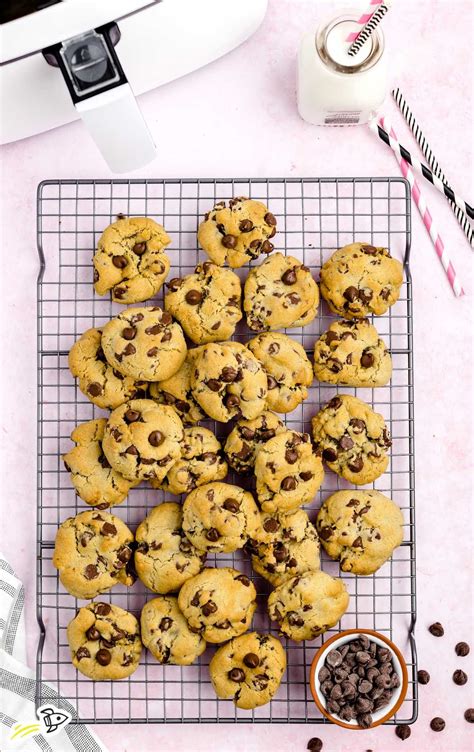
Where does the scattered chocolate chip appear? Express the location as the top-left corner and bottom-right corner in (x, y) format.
(430, 717), (445, 732)
(465, 708), (474, 723)
(281, 268), (297, 285)
(306, 738), (322, 752)
(429, 622), (444, 637)
(453, 669), (468, 686)
(185, 289), (202, 305)
(395, 724), (411, 740)
(148, 431), (164, 447)
(228, 668), (245, 682)
(456, 642), (470, 656)
(96, 648), (112, 666)
(417, 669), (430, 684)
(222, 234), (237, 249)
(243, 652), (260, 669)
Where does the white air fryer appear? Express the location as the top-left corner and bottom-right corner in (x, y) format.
(0, 0), (268, 172)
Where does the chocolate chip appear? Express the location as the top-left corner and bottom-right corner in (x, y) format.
(117, 546), (132, 562)
(87, 382), (102, 396)
(350, 418), (366, 433)
(339, 435), (354, 450)
(124, 409), (140, 423)
(161, 331), (172, 343)
(352, 536), (363, 548)
(95, 603), (111, 616)
(417, 669), (430, 684)
(264, 212), (277, 227)
(343, 286), (359, 302)
(96, 648), (112, 666)
(281, 476), (297, 491)
(93, 268), (99, 282)
(223, 498), (240, 513)
(359, 679), (372, 694)
(112, 255), (128, 269)
(145, 324), (163, 335)
(185, 289), (203, 305)
(160, 617), (172, 631)
(306, 738), (322, 752)
(299, 471), (313, 481)
(149, 431), (164, 447)
(122, 327), (137, 341)
(361, 350), (374, 368)
(318, 525), (333, 541)
(328, 396), (342, 409)
(235, 574), (251, 586)
(395, 724), (411, 740)
(263, 518), (279, 533)
(348, 456), (364, 473)
(84, 564), (98, 580)
(221, 366), (238, 382)
(86, 627), (100, 641)
(261, 240), (274, 254)
(285, 449), (298, 464)
(456, 642), (470, 656)
(228, 668), (245, 682)
(207, 379), (221, 391)
(430, 717), (445, 732)
(325, 331), (339, 345)
(125, 445), (138, 455)
(132, 242), (146, 255)
(202, 600), (217, 617)
(243, 652), (260, 669)
(362, 244), (377, 254)
(225, 394), (240, 409)
(167, 278), (183, 291)
(465, 709), (474, 723)
(222, 234), (237, 248)
(322, 448), (338, 463)
(326, 649), (343, 668)
(428, 622), (444, 637)
(101, 522), (117, 536)
(267, 375), (278, 390)
(281, 268), (297, 285)
(273, 543), (287, 562)
(453, 669), (468, 685)
(206, 528), (220, 542)
(75, 647), (90, 661)
(161, 312), (173, 326)
(239, 219), (254, 232)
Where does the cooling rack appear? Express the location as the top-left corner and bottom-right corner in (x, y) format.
(36, 177), (416, 724)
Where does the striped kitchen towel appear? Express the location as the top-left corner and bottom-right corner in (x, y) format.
(0, 555), (108, 752)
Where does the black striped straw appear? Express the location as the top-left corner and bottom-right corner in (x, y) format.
(347, 3), (390, 57)
(392, 88), (473, 247)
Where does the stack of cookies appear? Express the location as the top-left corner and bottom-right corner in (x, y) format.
(53, 198), (405, 711)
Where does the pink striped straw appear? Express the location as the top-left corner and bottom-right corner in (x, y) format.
(346, 0), (383, 42)
(377, 115), (464, 298)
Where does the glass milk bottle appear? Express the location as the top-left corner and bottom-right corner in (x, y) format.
(297, 13), (388, 126)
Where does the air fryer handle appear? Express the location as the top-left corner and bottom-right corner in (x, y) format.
(42, 23), (156, 173)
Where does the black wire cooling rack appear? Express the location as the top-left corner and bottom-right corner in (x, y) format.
(36, 177), (417, 724)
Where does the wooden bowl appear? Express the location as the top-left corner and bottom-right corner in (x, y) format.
(309, 629), (409, 729)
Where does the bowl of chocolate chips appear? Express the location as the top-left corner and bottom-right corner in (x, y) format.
(309, 629), (408, 729)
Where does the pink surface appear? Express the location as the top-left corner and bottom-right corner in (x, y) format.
(0, 1), (473, 751)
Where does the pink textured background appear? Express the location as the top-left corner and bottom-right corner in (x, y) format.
(0, 1), (473, 751)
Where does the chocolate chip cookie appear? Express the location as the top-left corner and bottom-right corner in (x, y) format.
(267, 570), (350, 642)
(209, 632), (287, 709)
(223, 411), (286, 474)
(102, 399), (184, 483)
(313, 318), (392, 387)
(149, 349), (205, 425)
(244, 253), (319, 331)
(247, 332), (313, 413)
(135, 502), (206, 594)
(63, 419), (138, 509)
(68, 327), (144, 409)
(254, 430), (324, 514)
(141, 596), (206, 665)
(178, 567), (257, 643)
(320, 243), (404, 318)
(197, 197), (277, 268)
(101, 307), (187, 382)
(311, 395), (391, 485)
(190, 341), (268, 422)
(182, 482), (261, 553)
(316, 490), (404, 575)
(164, 262), (242, 343)
(93, 216), (171, 304)
(247, 509), (320, 587)
(155, 427), (228, 495)
(53, 510), (134, 599)
(67, 601), (142, 680)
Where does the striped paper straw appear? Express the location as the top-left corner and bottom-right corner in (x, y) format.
(348, 3), (390, 57)
(370, 116), (464, 297)
(371, 122), (474, 220)
(392, 87), (474, 248)
(345, 0), (383, 42)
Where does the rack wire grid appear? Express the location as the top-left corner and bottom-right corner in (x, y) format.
(36, 177), (416, 725)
